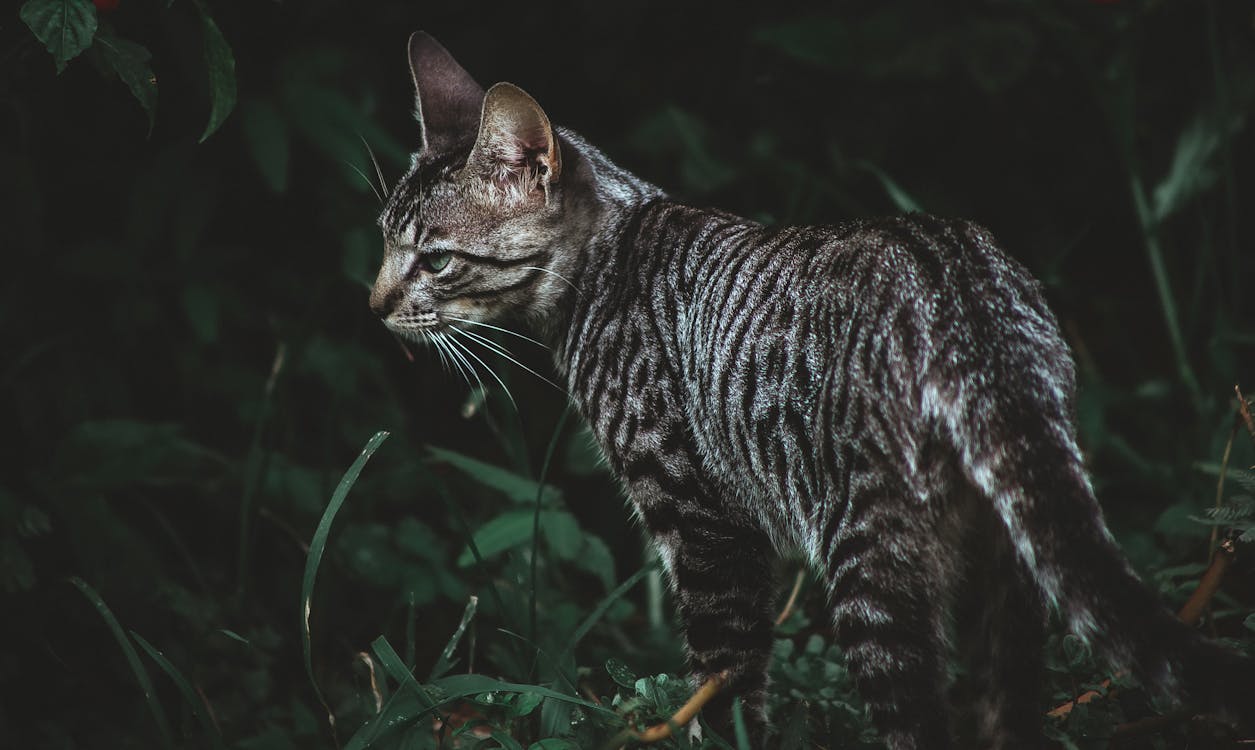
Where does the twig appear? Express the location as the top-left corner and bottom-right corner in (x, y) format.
(1178, 539), (1236, 627)
(775, 569), (807, 627)
(1237, 385), (1255, 444)
(604, 670), (729, 748)
(1047, 540), (1237, 720)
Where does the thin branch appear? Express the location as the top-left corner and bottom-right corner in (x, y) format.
(775, 568), (806, 627)
(604, 670), (730, 748)
(1237, 384), (1255, 444)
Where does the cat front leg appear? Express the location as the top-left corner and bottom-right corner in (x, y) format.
(632, 478), (778, 746)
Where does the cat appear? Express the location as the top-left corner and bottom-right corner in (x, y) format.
(369, 32), (1255, 748)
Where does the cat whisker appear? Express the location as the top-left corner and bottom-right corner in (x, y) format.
(423, 330), (450, 374)
(442, 315), (549, 350)
(445, 330), (518, 410)
(436, 331), (473, 390)
(345, 160), (384, 204)
(521, 266), (582, 297)
(451, 326), (567, 395)
(359, 134), (389, 199)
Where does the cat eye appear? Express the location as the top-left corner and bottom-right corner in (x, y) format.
(423, 251), (452, 273)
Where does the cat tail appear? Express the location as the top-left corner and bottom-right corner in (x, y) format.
(935, 374), (1255, 727)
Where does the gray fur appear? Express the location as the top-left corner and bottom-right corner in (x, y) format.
(371, 34), (1255, 748)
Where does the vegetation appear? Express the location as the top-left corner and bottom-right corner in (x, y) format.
(2, 1), (1253, 748)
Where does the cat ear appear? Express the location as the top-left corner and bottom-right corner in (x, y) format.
(467, 82), (562, 190)
(408, 32), (484, 154)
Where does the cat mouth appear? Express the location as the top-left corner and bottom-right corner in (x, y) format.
(384, 310), (444, 336)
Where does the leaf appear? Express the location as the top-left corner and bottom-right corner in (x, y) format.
(1244, 613), (1255, 632)
(428, 446), (561, 505)
(432, 673), (616, 719)
(855, 160), (923, 213)
(369, 636), (436, 710)
(20, 0), (97, 74)
(540, 511), (582, 560)
(217, 628), (250, 645)
(301, 432), (389, 714)
(573, 535), (615, 591)
(1152, 109), (1245, 223)
(93, 29), (157, 132)
(241, 99), (289, 192)
(428, 596), (477, 681)
(528, 741), (577, 750)
(606, 657), (638, 689)
(131, 631), (226, 750)
(69, 578), (173, 749)
(192, 0), (237, 142)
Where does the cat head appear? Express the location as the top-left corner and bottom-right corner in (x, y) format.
(371, 32), (584, 346)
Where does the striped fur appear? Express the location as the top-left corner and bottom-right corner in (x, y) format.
(372, 34), (1255, 748)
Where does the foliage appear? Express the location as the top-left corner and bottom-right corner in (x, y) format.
(2, 1), (1254, 748)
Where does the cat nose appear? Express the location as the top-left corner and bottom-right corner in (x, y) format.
(369, 284), (397, 318)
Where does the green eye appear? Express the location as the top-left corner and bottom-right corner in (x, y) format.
(425, 252), (452, 273)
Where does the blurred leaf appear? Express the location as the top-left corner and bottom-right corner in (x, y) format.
(241, 99), (290, 192)
(20, 0), (97, 73)
(429, 447), (561, 505)
(540, 511), (581, 560)
(855, 160), (923, 213)
(393, 517), (445, 562)
(93, 30), (157, 132)
(1154, 502), (1213, 539)
(0, 537), (36, 592)
(1152, 110), (1245, 224)
(51, 420), (223, 490)
(528, 741), (577, 750)
(181, 283), (220, 343)
(573, 535), (615, 591)
(455, 510), (534, 566)
(193, 0), (237, 142)
(339, 523), (404, 588)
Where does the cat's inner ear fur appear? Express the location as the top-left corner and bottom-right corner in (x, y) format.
(408, 32), (484, 154)
(466, 82), (561, 198)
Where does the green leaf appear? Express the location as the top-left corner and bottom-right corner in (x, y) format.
(606, 657), (638, 689)
(301, 432), (389, 715)
(1244, 613), (1255, 632)
(69, 578), (173, 750)
(241, 99), (289, 192)
(93, 30), (157, 132)
(540, 511), (582, 560)
(369, 636), (436, 710)
(20, 0), (97, 73)
(192, 0), (237, 142)
(573, 535), (615, 591)
(432, 673), (616, 719)
(429, 595), (478, 680)
(428, 446), (562, 505)
(131, 631), (226, 750)
(527, 740), (577, 750)
(217, 628), (250, 645)
(491, 730), (524, 750)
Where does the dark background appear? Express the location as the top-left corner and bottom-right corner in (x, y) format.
(2, 1), (1254, 748)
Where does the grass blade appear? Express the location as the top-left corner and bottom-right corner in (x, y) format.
(428, 595), (478, 681)
(531, 407), (573, 654)
(131, 631), (226, 750)
(301, 430), (390, 733)
(559, 565), (653, 659)
(68, 577), (174, 750)
(370, 635), (436, 711)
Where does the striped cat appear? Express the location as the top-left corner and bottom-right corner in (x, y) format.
(370, 33), (1255, 748)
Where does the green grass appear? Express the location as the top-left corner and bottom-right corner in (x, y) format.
(5, 1), (1255, 748)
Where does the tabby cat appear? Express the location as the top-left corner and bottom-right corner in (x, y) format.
(369, 33), (1254, 748)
